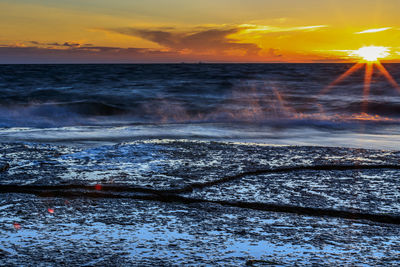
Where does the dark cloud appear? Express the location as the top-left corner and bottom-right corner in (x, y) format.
(62, 42), (81, 47)
(0, 34), (290, 63)
(27, 41), (83, 47)
(0, 42), (291, 63)
(111, 27), (261, 56)
(0, 45), (196, 63)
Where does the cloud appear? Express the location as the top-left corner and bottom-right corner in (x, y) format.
(239, 24), (328, 34)
(29, 41), (83, 48)
(0, 44), (172, 63)
(0, 22), (342, 63)
(355, 27), (392, 34)
(106, 24), (327, 57)
(0, 42), (361, 63)
(0, 41), (269, 63)
(62, 42), (81, 47)
(108, 27), (261, 56)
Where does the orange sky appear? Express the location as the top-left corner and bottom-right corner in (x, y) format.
(1, 0), (400, 63)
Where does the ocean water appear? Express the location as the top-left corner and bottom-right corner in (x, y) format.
(1, 63), (400, 149)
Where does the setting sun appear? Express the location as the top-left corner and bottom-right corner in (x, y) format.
(322, 45), (399, 114)
(350, 46), (390, 62)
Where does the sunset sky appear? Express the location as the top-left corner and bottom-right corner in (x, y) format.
(2, 0), (400, 63)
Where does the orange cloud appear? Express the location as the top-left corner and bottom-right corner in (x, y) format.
(108, 27), (261, 56)
(5, 22), (398, 63)
(239, 24), (328, 34)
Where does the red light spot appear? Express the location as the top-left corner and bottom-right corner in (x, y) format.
(13, 223), (21, 230)
(48, 208), (54, 214)
(65, 200), (70, 205)
(95, 184), (102, 191)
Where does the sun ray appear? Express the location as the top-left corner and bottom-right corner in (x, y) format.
(374, 61), (400, 92)
(319, 63), (364, 96)
(272, 87), (295, 114)
(362, 63), (374, 113)
(317, 46), (398, 115)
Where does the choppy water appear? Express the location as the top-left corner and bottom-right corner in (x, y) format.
(1, 63), (400, 149)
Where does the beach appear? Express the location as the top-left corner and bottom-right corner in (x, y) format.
(1, 140), (400, 265)
(1, 64), (400, 265)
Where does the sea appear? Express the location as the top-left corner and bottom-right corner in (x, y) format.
(1, 63), (400, 149)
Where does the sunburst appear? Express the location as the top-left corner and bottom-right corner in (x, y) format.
(320, 46), (400, 113)
(351, 46), (389, 62)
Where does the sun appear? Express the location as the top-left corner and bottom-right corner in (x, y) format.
(320, 45), (399, 114)
(350, 46), (389, 62)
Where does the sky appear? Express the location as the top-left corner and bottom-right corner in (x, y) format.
(2, 0), (400, 63)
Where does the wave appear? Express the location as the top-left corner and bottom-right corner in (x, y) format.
(330, 101), (400, 117)
(0, 101), (130, 127)
(0, 100), (399, 128)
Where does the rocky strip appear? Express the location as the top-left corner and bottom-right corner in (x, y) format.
(1, 163), (400, 225)
(4, 189), (399, 225)
(2, 163), (399, 194)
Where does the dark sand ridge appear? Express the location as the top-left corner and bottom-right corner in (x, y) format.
(1, 163), (400, 225)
